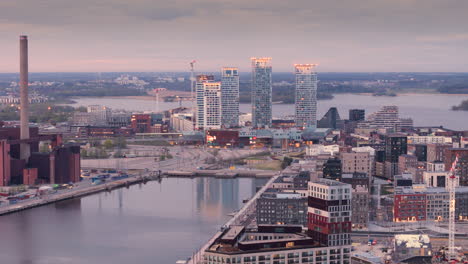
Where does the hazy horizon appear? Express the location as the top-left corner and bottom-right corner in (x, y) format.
(1, 0), (468, 73)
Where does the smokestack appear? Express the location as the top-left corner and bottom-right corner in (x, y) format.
(20, 35), (30, 161)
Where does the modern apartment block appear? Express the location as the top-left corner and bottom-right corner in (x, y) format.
(384, 134), (408, 179)
(204, 225), (351, 264)
(221, 67), (239, 128)
(341, 152), (371, 178)
(307, 179), (352, 247)
(393, 186), (468, 222)
(358, 106), (413, 131)
(87, 105), (111, 125)
(196, 75), (221, 130)
(348, 109), (365, 122)
(426, 143), (452, 163)
(398, 154), (418, 174)
(251, 57), (272, 128)
(294, 64), (317, 129)
(202, 82), (222, 130)
(257, 192), (308, 226)
(351, 185), (369, 228)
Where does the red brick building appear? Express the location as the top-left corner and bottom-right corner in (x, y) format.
(131, 114), (152, 133)
(394, 193), (427, 222)
(0, 127), (80, 186)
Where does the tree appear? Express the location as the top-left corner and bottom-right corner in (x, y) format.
(115, 137), (127, 149)
(81, 149), (88, 158)
(103, 139), (114, 149)
(98, 148), (109, 159)
(281, 156), (293, 169)
(89, 138), (101, 147)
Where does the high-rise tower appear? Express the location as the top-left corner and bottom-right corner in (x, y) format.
(294, 64), (317, 128)
(251, 57), (272, 128)
(19, 35), (30, 161)
(221, 67), (239, 128)
(195, 75), (221, 130)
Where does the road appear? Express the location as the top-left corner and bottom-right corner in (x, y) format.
(82, 146), (267, 171)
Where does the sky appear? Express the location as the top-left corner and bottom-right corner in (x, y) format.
(0, 0), (468, 72)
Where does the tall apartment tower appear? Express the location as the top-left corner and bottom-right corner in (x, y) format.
(195, 75), (221, 130)
(19, 35), (30, 161)
(294, 64), (317, 128)
(385, 134), (408, 179)
(307, 179), (352, 247)
(196, 75), (214, 130)
(251, 57), (272, 128)
(221, 67), (239, 128)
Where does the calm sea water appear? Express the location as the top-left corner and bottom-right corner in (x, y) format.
(70, 93), (468, 130)
(0, 178), (267, 264)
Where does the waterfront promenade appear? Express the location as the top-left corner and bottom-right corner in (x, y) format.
(0, 174), (150, 216)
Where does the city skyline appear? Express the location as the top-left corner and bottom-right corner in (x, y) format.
(1, 0), (468, 72)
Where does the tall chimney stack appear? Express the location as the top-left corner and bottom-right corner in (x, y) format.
(20, 35), (30, 161)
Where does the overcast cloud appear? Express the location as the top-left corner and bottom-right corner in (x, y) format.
(0, 0), (467, 72)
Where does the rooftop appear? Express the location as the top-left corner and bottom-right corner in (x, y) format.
(312, 178), (349, 186)
(207, 225), (319, 255)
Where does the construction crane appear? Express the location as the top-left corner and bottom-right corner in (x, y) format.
(446, 154), (459, 260)
(189, 60), (196, 129)
(189, 60), (196, 102)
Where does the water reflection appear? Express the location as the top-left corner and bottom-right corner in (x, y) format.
(0, 177), (266, 264)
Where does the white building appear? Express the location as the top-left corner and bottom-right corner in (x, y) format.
(294, 64), (317, 128)
(87, 105), (111, 125)
(424, 171), (451, 188)
(359, 106), (413, 131)
(170, 114), (194, 132)
(221, 67), (239, 128)
(306, 144), (339, 156)
(407, 136), (452, 144)
(196, 77), (221, 130)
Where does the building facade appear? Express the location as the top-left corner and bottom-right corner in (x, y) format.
(444, 148), (468, 186)
(341, 152), (371, 178)
(221, 67), (240, 128)
(202, 82), (222, 130)
(251, 57), (272, 128)
(317, 108), (344, 130)
(359, 106), (413, 131)
(385, 134), (408, 179)
(204, 225), (351, 264)
(294, 64), (317, 129)
(196, 75), (221, 130)
(351, 185), (369, 228)
(257, 192), (308, 226)
(130, 114), (151, 133)
(349, 109), (365, 122)
(307, 179), (352, 247)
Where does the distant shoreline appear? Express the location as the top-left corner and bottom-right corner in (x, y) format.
(68, 92), (468, 104)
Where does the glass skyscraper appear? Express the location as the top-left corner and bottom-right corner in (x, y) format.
(294, 64), (317, 128)
(251, 57), (272, 128)
(221, 67), (240, 128)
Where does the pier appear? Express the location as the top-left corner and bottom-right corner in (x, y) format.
(0, 174), (154, 216)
